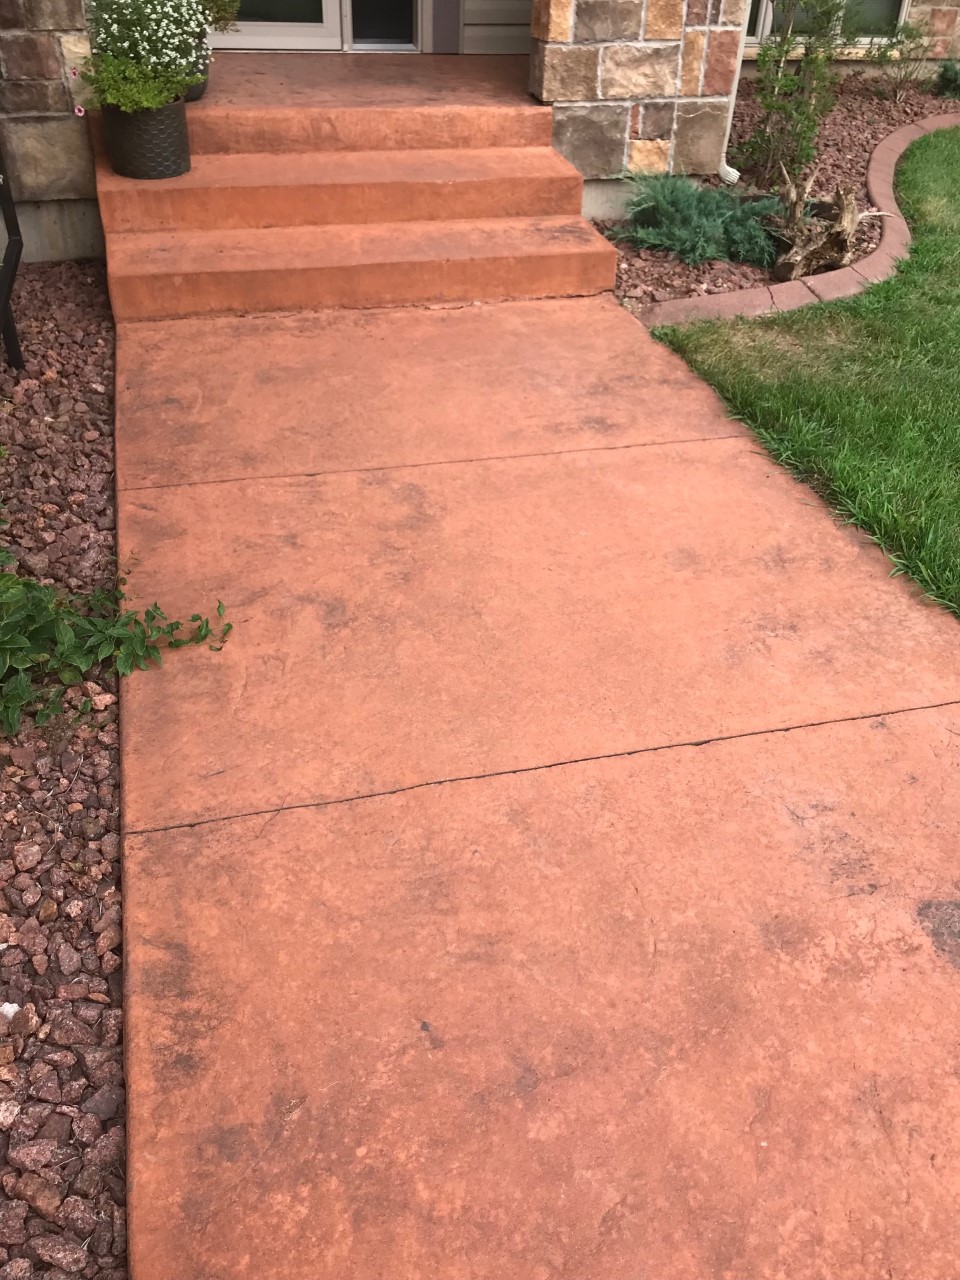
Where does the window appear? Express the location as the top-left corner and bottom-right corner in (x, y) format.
(746, 0), (909, 39)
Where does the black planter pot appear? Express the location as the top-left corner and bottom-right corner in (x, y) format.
(102, 99), (191, 180)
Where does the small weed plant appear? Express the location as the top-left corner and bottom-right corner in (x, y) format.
(865, 20), (935, 101)
(937, 59), (960, 98)
(0, 541), (231, 735)
(737, 0), (853, 189)
(614, 174), (781, 267)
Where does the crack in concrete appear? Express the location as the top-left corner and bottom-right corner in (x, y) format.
(119, 433), (746, 494)
(126, 695), (960, 838)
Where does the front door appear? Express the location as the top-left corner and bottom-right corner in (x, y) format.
(214, 0), (343, 49)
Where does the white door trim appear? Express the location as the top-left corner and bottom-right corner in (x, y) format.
(211, 19), (342, 50)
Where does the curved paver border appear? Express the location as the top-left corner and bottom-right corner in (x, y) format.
(636, 112), (960, 328)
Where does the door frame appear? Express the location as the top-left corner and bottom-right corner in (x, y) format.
(211, 0), (448, 50)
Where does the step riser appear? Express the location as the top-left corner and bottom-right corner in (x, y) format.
(108, 251), (615, 320)
(188, 106), (553, 154)
(99, 174), (583, 233)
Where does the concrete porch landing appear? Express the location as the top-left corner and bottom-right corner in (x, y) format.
(118, 297), (960, 1280)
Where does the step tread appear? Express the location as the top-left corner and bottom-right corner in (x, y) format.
(108, 216), (615, 276)
(96, 146), (580, 192)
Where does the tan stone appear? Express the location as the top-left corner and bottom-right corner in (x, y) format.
(552, 103), (630, 178)
(720, 0), (749, 25)
(536, 43), (601, 102)
(681, 29), (706, 95)
(575, 0), (644, 41)
(0, 116), (95, 201)
(627, 138), (670, 173)
(530, 0), (575, 43)
(644, 0), (685, 38)
(22, 0), (85, 26)
(59, 32), (93, 106)
(600, 43), (679, 99)
(673, 100), (730, 173)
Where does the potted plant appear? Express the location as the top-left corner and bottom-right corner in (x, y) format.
(83, 0), (207, 180)
(186, 0), (240, 101)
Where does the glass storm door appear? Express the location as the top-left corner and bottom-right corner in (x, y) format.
(213, 0), (342, 49)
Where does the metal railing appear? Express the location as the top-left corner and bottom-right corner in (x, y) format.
(0, 142), (24, 370)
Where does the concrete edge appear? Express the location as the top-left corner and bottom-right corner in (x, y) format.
(636, 113), (960, 329)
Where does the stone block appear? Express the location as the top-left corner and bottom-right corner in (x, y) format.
(644, 0), (684, 38)
(0, 77), (69, 113)
(640, 100), (675, 138)
(681, 29), (706, 94)
(24, 0), (86, 26)
(0, 30), (61, 79)
(0, 117), (95, 201)
(535, 43), (600, 102)
(552, 103), (629, 178)
(600, 43), (679, 99)
(575, 0), (643, 41)
(530, 0), (574, 43)
(60, 32), (93, 104)
(0, 0), (25, 28)
(686, 0), (709, 22)
(627, 138), (670, 172)
(720, 0), (749, 24)
(673, 100), (730, 173)
(929, 6), (960, 33)
(702, 28), (742, 97)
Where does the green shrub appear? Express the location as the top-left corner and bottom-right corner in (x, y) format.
(864, 21), (935, 102)
(83, 0), (207, 111)
(736, 0), (854, 189)
(613, 174), (781, 267)
(937, 59), (960, 98)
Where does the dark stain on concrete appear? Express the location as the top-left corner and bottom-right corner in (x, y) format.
(917, 900), (960, 969)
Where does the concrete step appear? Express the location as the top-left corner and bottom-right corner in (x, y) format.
(96, 147), (583, 233)
(106, 216), (617, 319)
(186, 103), (553, 155)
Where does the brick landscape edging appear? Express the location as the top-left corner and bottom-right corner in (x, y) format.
(635, 113), (960, 328)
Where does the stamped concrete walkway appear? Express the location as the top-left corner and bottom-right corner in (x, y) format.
(117, 296), (960, 1280)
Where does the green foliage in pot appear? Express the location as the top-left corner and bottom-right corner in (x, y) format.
(203, 0), (241, 33)
(83, 0), (207, 112)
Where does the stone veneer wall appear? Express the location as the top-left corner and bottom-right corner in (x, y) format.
(529, 0), (748, 179)
(530, 0), (960, 182)
(0, 0), (100, 261)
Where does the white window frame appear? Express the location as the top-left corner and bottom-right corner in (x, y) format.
(745, 0), (911, 44)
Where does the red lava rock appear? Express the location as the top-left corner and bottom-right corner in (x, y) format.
(7, 1141), (68, 1173)
(0, 1199), (28, 1245)
(83, 1128), (123, 1171)
(15, 1171), (64, 1221)
(29, 1233), (88, 1272)
(0, 262), (124, 1280)
(80, 1087), (123, 1124)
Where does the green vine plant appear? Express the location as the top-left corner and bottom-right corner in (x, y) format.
(0, 538), (231, 734)
(736, 0), (857, 190)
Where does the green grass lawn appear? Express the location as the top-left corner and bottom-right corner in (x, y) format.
(658, 126), (960, 616)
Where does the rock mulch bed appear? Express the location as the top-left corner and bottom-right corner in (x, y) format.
(0, 262), (125, 1280)
(613, 76), (960, 307)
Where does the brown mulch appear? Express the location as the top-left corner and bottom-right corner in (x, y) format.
(612, 75), (960, 306)
(0, 263), (126, 1280)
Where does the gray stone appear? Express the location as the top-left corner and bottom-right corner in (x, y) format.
(0, 118), (95, 201)
(0, 30), (60, 79)
(25, 0), (86, 27)
(600, 43), (680, 100)
(574, 0), (643, 40)
(0, 0), (25, 29)
(552, 103), (629, 180)
(673, 100), (730, 174)
(641, 100), (676, 141)
(0, 78), (69, 113)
